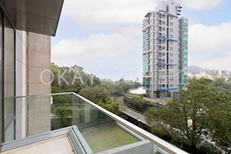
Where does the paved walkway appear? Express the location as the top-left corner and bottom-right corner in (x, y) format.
(143, 97), (171, 105)
(119, 105), (149, 126)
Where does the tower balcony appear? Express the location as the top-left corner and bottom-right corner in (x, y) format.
(157, 10), (178, 18)
(157, 62), (178, 66)
(157, 88), (179, 92)
(157, 36), (178, 42)
(143, 50), (152, 54)
(143, 75), (153, 79)
(142, 24), (153, 32)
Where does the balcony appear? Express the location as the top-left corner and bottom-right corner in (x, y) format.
(157, 10), (178, 18)
(144, 72), (151, 76)
(2, 93), (188, 154)
(143, 75), (152, 79)
(142, 24), (153, 32)
(143, 50), (152, 54)
(157, 36), (178, 42)
(157, 88), (179, 92)
(157, 62), (178, 66)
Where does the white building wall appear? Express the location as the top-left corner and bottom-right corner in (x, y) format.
(143, 0), (185, 99)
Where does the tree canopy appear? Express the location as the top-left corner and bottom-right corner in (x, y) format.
(51, 63), (141, 124)
(51, 63), (101, 93)
(145, 78), (231, 154)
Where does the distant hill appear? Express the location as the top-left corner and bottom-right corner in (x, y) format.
(188, 65), (205, 75)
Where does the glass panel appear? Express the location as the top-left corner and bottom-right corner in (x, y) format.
(4, 98), (14, 129)
(27, 95), (51, 136)
(4, 120), (14, 142)
(3, 93), (188, 154)
(15, 97), (27, 140)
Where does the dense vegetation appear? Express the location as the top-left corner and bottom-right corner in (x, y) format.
(123, 94), (160, 112)
(50, 63), (231, 153)
(145, 78), (231, 154)
(51, 63), (141, 114)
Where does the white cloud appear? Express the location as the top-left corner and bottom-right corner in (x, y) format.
(189, 21), (231, 69)
(52, 33), (138, 66)
(52, 31), (143, 80)
(62, 0), (226, 29)
(62, 0), (158, 29)
(55, 0), (230, 76)
(178, 0), (225, 10)
(200, 53), (231, 70)
(189, 21), (231, 53)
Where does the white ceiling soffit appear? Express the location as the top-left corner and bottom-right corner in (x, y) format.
(0, 0), (64, 36)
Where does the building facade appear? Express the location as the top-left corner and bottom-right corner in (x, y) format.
(0, 0), (64, 145)
(143, 0), (188, 99)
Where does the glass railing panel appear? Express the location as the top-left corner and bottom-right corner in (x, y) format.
(15, 97), (27, 141)
(4, 98), (15, 131)
(27, 95), (52, 137)
(51, 94), (114, 131)
(72, 93), (189, 154)
(51, 94), (73, 130)
(4, 121), (14, 143)
(3, 98), (15, 143)
(4, 97), (28, 143)
(3, 93), (188, 154)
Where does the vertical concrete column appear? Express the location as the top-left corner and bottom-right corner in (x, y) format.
(27, 32), (51, 136)
(17, 31), (28, 139)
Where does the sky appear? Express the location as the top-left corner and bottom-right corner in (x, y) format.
(51, 0), (231, 81)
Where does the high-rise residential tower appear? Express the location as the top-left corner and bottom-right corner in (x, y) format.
(143, 0), (188, 99)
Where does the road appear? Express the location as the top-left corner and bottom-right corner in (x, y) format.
(143, 97), (170, 105)
(119, 105), (150, 126)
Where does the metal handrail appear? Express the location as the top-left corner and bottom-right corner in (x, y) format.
(3, 92), (73, 99)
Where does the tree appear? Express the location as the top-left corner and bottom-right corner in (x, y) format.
(145, 78), (231, 154)
(213, 77), (231, 95)
(208, 97), (231, 153)
(51, 63), (101, 93)
(78, 86), (110, 104)
(108, 84), (124, 96)
(98, 101), (120, 114)
(52, 106), (72, 129)
(116, 80), (141, 93)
